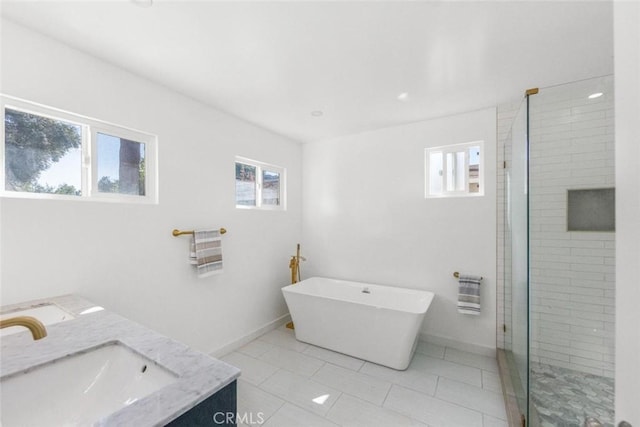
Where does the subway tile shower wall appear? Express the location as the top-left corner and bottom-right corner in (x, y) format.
(496, 79), (615, 378)
(528, 80), (615, 378)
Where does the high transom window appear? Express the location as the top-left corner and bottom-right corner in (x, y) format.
(1, 95), (157, 203)
(235, 156), (285, 210)
(425, 141), (484, 198)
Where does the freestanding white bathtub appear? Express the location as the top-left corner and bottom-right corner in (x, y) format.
(282, 277), (435, 370)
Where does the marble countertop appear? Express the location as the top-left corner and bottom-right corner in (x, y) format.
(0, 295), (241, 427)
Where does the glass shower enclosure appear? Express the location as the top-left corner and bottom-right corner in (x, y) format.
(502, 75), (615, 427)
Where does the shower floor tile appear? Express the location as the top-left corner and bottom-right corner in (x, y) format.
(530, 362), (615, 427)
(220, 325), (507, 427)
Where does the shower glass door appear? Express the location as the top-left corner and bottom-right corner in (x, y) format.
(504, 97), (529, 421)
(528, 76), (615, 427)
(503, 75), (615, 427)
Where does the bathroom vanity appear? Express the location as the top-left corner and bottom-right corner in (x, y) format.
(0, 295), (240, 426)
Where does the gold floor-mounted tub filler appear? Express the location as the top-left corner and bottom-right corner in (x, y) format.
(286, 243), (305, 330)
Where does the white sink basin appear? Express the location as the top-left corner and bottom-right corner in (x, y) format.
(0, 303), (75, 336)
(1, 342), (178, 426)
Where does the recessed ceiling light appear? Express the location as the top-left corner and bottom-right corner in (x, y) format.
(311, 110), (323, 117)
(397, 92), (409, 101)
(131, 0), (153, 8)
(588, 92), (603, 99)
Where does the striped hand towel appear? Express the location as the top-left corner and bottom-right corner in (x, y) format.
(189, 230), (223, 278)
(457, 274), (482, 315)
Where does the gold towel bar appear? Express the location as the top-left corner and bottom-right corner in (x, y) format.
(172, 228), (227, 237)
(453, 272), (483, 280)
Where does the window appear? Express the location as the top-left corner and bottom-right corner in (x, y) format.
(94, 131), (147, 197)
(1, 95), (157, 203)
(425, 141), (484, 197)
(235, 156), (285, 209)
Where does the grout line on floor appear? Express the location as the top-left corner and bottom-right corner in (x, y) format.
(260, 399), (286, 426)
(380, 378), (394, 407)
(443, 346), (451, 360)
(257, 366), (282, 386)
(434, 374), (441, 396)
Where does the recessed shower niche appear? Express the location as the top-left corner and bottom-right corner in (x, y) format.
(567, 188), (615, 232)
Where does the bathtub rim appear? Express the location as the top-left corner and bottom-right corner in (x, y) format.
(281, 276), (435, 315)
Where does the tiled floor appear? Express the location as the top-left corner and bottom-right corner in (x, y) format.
(531, 362), (615, 427)
(219, 326), (508, 427)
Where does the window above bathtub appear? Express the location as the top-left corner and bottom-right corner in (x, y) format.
(425, 141), (484, 198)
(1, 95), (158, 203)
(235, 156), (286, 210)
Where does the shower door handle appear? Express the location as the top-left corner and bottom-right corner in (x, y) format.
(618, 422), (632, 427)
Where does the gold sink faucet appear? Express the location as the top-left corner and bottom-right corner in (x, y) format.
(0, 316), (48, 340)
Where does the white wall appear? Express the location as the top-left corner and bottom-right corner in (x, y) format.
(614, 1), (640, 424)
(0, 19), (302, 354)
(302, 108), (497, 352)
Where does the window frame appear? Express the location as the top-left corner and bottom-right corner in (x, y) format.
(1, 95), (158, 204)
(424, 140), (484, 198)
(235, 156), (286, 210)
(90, 125), (156, 201)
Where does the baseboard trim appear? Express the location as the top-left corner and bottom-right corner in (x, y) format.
(209, 313), (291, 358)
(210, 318), (494, 359)
(420, 332), (496, 357)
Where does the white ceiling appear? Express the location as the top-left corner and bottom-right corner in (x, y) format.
(0, 1), (613, 143)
